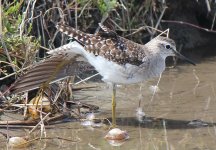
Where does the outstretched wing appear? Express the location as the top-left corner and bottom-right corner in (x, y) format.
(56, 23), (146, 66)
(10, 42), (86, 94)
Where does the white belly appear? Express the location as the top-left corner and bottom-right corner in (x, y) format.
(83, 52), (159, 84)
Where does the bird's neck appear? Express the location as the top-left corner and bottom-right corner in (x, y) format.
(154, 55), (166, 75)
(146, 54), (166, 78)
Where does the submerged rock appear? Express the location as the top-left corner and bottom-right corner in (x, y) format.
(105, 128), (129, 146)
(105, 128), (129, 140)
(8, 136), (29, 148)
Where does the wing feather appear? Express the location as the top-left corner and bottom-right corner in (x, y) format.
(10, 42), (86, 94)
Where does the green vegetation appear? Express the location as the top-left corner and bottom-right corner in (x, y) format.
(0, 0), (39, 79)
(95, 0), (117, 15)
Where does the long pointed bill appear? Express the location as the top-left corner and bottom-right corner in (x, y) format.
(174, 50), (196, 66)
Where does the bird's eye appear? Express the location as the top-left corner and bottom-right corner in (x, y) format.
(165, 44), (171, 49)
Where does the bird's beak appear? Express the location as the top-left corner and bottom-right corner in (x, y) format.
(173, 49), (196, 66)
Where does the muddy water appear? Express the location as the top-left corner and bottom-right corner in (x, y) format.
(1, 57), (216, 150)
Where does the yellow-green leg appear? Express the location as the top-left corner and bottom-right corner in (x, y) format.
(112, 84), (116, 127)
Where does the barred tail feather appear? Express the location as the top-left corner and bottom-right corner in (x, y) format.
(56, 23), (93, 45)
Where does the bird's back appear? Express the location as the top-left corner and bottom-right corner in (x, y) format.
(57, 23), (146, 66)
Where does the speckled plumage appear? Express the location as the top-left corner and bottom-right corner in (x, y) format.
(56, 23), (146, 66)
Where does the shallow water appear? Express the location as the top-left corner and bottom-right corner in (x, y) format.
(1, 57), (216, 150)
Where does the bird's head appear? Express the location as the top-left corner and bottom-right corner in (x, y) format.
(147, 36), (195, 65)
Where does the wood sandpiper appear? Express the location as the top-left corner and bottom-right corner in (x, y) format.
(11, 23), (195, 126)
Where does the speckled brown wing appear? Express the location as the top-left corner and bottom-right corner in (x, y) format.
(56, 23), (146, 66)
